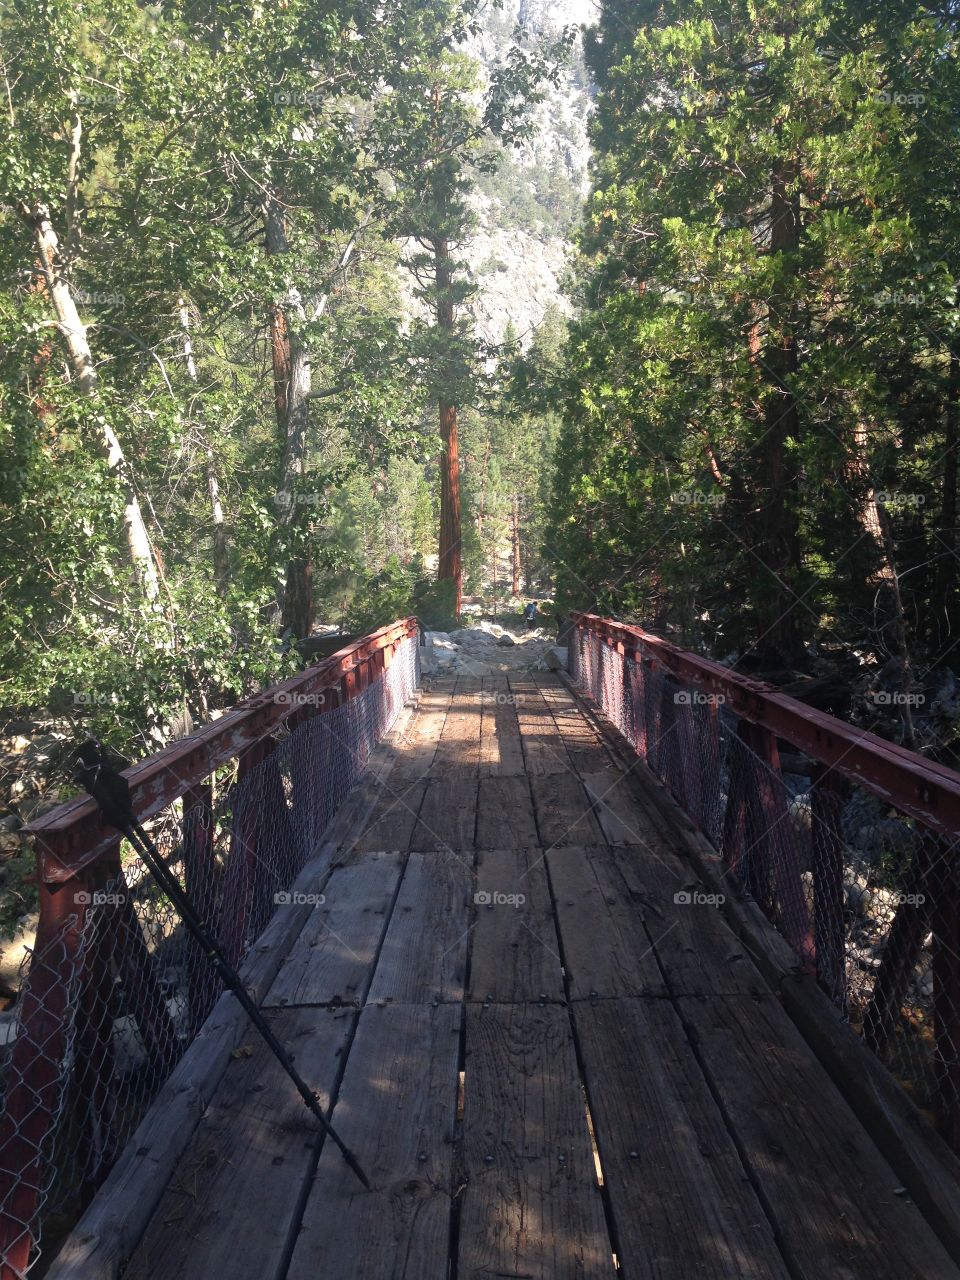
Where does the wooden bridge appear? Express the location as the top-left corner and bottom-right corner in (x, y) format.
(8, 618), (960, 1278)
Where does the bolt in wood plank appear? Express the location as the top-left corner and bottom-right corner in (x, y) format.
(366, 849), (472, 1005)
(469, 847), (565, 1003)
(569, 998), (791, 1280)
(122, 1006), (354, 1280)
(458, 1002), (614, 1279)
(265, 854), (402, 1008)
(673, 992), (960, 1279)
(287, 1003), (462, 1280)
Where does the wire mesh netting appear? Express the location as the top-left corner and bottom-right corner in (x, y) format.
(0, 634), (419, 1277)
(571, 625), (960, 1146)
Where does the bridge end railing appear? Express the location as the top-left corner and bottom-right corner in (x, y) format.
(569, 612), (960, 1153)
(0, 618), (420, 1279)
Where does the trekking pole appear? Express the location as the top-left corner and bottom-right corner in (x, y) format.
(73, 739), (371, 1191)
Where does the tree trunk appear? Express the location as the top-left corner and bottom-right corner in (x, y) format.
(263, 193), (314, 640)
(23, 202), (163, 604)
(434, 235), (462, 617)
(474, 436), (492, 538)
(179, 301), (229, 596)
(511, 495), (521, 597)
(876, 499), (917, 749)
(754, 158), (803, 665)
(935, 347), (960, 649)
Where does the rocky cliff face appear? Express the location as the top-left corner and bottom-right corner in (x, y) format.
(398, 0), (594, 349)
(463, 0), (595, 346)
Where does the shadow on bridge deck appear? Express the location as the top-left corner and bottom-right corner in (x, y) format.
(54, 674), (960, 1278)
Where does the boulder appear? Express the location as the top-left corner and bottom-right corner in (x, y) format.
(459, 659), (494, 677)
(497, 634), (516, 647)
(545, 646), (568, 672)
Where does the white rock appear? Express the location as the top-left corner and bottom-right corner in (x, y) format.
(459, 659), (494, 677)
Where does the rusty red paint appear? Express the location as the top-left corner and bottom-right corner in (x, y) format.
(30, 618), (419, 883)
(572, 613), (960, 839)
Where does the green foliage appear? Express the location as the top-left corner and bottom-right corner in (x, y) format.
(548, 0), (960, 666)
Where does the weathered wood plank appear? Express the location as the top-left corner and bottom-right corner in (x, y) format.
(528, 772), (604, 848)
(348, 777), (428, 853)
(265, 854), (402, 1007)
(458, 1003), (614, 1279)
(606, 843), (769, 998)
(287, 1004), (461, 1280)
(412, 775), (478, 852)
(674, 992), (960, 1279)
(476, 775), (539, 849)
(546, 847), (666, 998)
(433, 687), (484, 774)
(535, 678), (614, 775)
(390, 687), (452, 784)
(469, 847), (565, 1003)
(123, 1006), (353, 1280)
(579, 768), (663, 846)
(510, 679), (573, 776)
(570, 998), (791, 1280)
(479, 681), (526, 777)
(366, 849), (472, 1004)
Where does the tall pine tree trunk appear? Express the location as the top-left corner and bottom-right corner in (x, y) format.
(264, 193), (313, 639)
(754, 158), (803, 665)
(179, 300), (229, 596)
(511, 495), (521, 597)
(434, 235), (462, 617)
(935, 347), (960, 649)
(23, 202), (163, 605)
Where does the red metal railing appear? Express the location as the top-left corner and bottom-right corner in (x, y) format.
(0, 618), (420, 1279)
(570, 612), (960, 1148)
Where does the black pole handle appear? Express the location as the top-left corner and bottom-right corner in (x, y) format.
(73, 740), (371, 1191)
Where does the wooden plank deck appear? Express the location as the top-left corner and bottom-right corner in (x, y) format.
(102, 673), (960, 1279)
